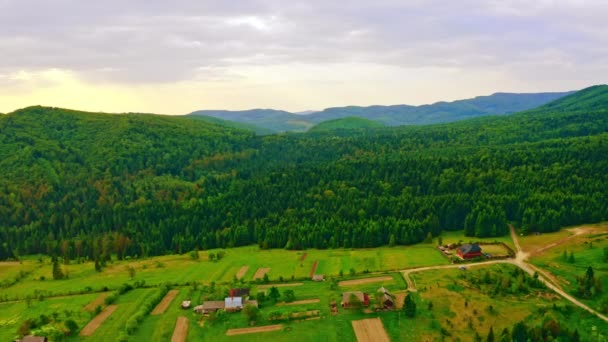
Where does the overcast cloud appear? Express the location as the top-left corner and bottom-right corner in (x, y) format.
(0, 0), (606, 113)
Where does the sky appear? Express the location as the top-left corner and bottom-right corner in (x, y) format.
(0, 0), (607, 114)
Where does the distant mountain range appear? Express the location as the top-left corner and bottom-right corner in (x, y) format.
(188, 91), (575, 133)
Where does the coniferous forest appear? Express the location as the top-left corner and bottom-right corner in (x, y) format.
(1, 85), (607, 261)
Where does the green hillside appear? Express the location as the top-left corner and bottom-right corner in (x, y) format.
(188, 114), (273, 135)
(308, 116), (385, 132)
(0, 86), (607, 260)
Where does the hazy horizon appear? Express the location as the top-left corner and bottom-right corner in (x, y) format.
(1, 1), (606, 114)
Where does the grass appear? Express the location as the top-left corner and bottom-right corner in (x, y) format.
(530, 229), (608, 313)
(1, 245), (446, 301)
(80, 288), (157, 341)
(440, 230), (515, 251)
(3, 227), (608, 341)
(0, 292), (98, 341)
(407, 264), (608, 341)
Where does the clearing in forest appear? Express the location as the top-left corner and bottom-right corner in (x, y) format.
(226, 324), (283, 336)
(151, 290), (179, 315)
(351, 318), (390, 342)
(236, 266), (249, 279)
(80, 305), (118, 336)
(276, 298), (320, 306)
(84, 292), (109, 312)
(171, 316), (188, 342)
(253, 267), (271, 280)
(339, 276), (393, 286)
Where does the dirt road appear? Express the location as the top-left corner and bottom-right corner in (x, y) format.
(400, 226), (607, 323)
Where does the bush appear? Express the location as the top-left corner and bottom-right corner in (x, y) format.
(104, 292), (119, 305)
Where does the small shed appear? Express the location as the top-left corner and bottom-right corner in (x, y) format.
(194, 301), (225, 314)
(312, 274), (324, 282)
(377, 287), (394, 309)
(181, 300), (191, 309)
(224, 297), (243, 312)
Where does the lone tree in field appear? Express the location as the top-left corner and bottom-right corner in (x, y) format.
(403, 293), (416, 317)
(127, 266), (136, 279)
(283, 289), (296, 302)
(268, 286), (280, 302)
(52, 257), (64, 280)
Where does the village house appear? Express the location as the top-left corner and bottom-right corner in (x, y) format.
(194, 296), (258, 315)
(377, 287), (394, 309)
(341, 291), (370, 308)
(457, 244), (482, 259)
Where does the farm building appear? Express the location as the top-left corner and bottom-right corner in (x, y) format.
(225, 297), (243, 312)
(194, 301), (225, 314)
(229, 288), (250, 297)
(342, 291), (370, 308)
(181, 300), (191, 309)
(457, 244), (482, 259)
(377, 287), (394, 309)
(312, 274), (325, 281)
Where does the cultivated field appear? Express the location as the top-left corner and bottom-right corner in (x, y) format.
(171, 316), (189, 342)
(225, 324), (283, 336)
(151, 289), (180, 315)
(235, 266), (249, 279)
(253, 267), (271, 280)
(80, 305), (118, 336)
(351, 318), (390, 342)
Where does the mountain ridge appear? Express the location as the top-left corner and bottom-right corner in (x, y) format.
(188, 90), (576, 133)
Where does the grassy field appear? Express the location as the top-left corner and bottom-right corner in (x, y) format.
(0, 245), (446, 301)
(439, 230), (515, 251)
(529, 225), (608, 314)
(408, 264), (607, 341)
(0, 292), (99, 341)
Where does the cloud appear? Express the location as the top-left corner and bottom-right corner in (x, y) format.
(0, 0), (606, 112)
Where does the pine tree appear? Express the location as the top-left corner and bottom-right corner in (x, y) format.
(52, 258), (64, 280)
(486, 326), (495, 342)
(403, 293), (416, 317)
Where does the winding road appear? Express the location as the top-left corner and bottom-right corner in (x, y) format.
(400, 225), (608, 322)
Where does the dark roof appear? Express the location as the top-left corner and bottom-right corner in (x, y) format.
(458, 244), (482, 254)
(229, 288), (250, 297)
(201, 301), (225, 310)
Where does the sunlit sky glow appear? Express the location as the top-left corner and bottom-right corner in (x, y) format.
(1, 0), (606, 114)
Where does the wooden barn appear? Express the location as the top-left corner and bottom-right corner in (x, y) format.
(457, 244), (482, 259)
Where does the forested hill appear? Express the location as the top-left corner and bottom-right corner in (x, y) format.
(0, 86), (607, 260)
(307, 117), (385, 132)
(188, 90), (573, 133)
